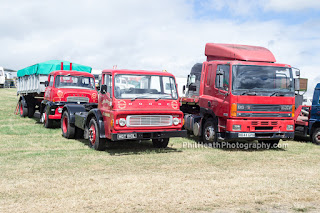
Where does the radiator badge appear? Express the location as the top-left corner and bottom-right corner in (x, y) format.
(171, 101), (179, 109)
(118, 100), (127, 109)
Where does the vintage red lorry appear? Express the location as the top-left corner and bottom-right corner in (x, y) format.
(61, 69), (187, 150)
(182, 43), (296, 146)
(17, 60), (98, 128)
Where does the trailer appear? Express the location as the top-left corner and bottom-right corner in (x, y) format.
(182, 43), (298, 147)
(61, 69), (187, 150)
(17, 60), (98, 128)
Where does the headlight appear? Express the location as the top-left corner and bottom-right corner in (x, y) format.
(281, 105), (292, 111)
(58, 108), (63, 113)
(119, 118), (126, 127)
(287, 125), (294, 131)
(173, 117), (179, 125)
(232, 124), (241, 131)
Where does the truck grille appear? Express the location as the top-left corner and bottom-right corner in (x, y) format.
(126, 115), (173, 127)
(67, 96), (89, 103)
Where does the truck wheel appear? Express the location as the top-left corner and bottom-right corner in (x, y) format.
(258, 139), (280, 148)
(312, 128), (320, 145)
(88, 118), (106, 151)
(19, 101), (28, 117)
(27, 105), (35, 118)
(202, 118), (217, 143)
(61, 111), (75, 139)
(152, 138), (169, 148)
(44, 107), (53, 128)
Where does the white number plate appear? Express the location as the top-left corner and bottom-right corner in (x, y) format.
(117, 133), (137, 140)
(238, 133), (255, 138)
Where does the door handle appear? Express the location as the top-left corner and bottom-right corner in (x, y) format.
(208, 101), (211, 107)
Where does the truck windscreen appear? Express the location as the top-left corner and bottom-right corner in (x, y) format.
(232, 65), (294, 96)
(55, 75), (95, 90)
(114, 74), (178, 100)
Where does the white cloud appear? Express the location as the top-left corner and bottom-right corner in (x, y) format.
(0, 0), (319, 96)
(265, 0), (320, 11)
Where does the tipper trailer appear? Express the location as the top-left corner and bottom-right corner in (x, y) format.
(182, 43), (297, 146)
(16, 60), (98, 127)
(61, 69), (187, 150)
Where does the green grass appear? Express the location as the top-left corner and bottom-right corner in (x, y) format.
(1, 88), (320, 212)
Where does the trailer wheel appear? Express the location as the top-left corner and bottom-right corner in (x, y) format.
(61, 111), (75, 139)
(258, 139), (280, 148)
(202, 118), (217, 143)
(312, 128), (320, 145)
(152, 138), (169, 148)
(19, 101), (28, 117)
(88, 118), (106, 151)
(43, 107), (53, 128)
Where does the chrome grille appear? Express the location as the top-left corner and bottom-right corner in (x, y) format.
(67, 96), (89, 103)
(127, 115), (173, 127)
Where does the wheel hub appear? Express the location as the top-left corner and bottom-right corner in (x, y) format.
(205, 126), (215, 141)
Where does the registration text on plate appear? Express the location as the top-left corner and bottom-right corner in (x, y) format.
(238, 133), (255, 137)
(117, 133), (137, 140)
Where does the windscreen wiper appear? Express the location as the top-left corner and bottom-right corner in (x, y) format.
(131, 96), (148, 101)
(270, 92), (285, 97)
(241, 91), (257, 96)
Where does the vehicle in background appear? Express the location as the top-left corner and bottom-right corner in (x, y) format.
(16, 60), (98, 128)
(61, 69), (187, 150)
(182, 43), (298, 146)
(91, 69), (102, 90)
(294, 83), (320, 145)
(0, 67), (17, 88)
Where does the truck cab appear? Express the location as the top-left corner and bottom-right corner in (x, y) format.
(62, 69), (187, 150)
(41, 70), (98, 128)
(184, 43), (296, 146)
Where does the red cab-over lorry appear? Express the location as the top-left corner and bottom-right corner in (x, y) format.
(17, 61), (98, 128)
(182, 43), (296, 146)
(61, 69), (187, 150)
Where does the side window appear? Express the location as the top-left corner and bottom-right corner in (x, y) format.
(215, 65), (230, 91)
(206, 65), (213, 85)
(49, 75), (54, 87)
(104, 75), (112, 98)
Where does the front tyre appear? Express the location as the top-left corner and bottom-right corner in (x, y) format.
(61, 111), (75, 139)
(152, 138), (169, 148)
(202, 118), (217, 143)
(312, 128), (320, 145)
(88, 118), (106, 151)
(43, 107), (53, 128)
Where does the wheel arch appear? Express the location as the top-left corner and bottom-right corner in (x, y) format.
(85, 109), (106, 138)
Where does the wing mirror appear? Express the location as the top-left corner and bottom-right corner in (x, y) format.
(101, 84), (108, 94)
(44, 81), (49, 87)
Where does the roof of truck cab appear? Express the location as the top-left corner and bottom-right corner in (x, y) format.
(205, 43), (276, 63)
(102, 69), (176, 77)
(17, 60), (92, 77)
(50, 70), (94, 77)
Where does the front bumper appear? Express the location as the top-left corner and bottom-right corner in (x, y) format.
(111, 130), (187, 141)
(222, 131), (294, 142)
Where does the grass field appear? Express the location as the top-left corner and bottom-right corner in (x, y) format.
(1, 88), (320, 212)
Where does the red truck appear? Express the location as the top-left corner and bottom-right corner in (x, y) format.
(182, 43), (296, 146)
(61, 69), (187, 150)
(41, 70), (98, 128)
(17, 60), (98, 128)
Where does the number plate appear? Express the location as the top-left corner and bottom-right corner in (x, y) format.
(117, 133), (137, 140)
(238, 133), (255, 138)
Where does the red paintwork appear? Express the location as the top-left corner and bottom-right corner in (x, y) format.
(294, 105), (310, 126)
(44, 70), (98, 120)
(205, 43), (276, 62)
(99, 69), (184, 139)
(198, 52), (295, 135)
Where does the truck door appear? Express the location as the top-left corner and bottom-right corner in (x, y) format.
(44, 75), (54, 101)
(99, 74), (113, 138)
(213, 64), (230, 119)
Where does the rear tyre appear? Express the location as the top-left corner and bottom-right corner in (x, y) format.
(88, 118), (106, 151)
(43, 107), (53, 128)
(61, 111), (75, 139)
(152, 138), (169, 148)
(27, 104), (35, 118)
(202, 118), (217, 143)
(19, 101), (28, 117)
(312, 128), (320, 145)
(258, 139), (280, 148)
